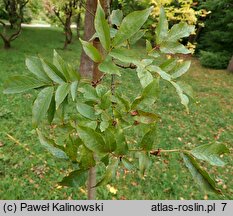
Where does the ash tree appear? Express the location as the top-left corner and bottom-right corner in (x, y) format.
(4, 1), (229, 199)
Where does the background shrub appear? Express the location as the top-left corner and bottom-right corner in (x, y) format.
(199, 51), (231, 69)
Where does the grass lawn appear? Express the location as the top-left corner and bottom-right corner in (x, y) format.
(0, 27), (232, 200)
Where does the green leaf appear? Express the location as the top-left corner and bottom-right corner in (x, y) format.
(116, 94), (131, 112)
(55, 83), (70, 110)
(96, 84), (108, 97)
(110, 9), (123, 27)
(100, 91), (112, 110)
(56, 96), (68, 121)
(101, 154), (109, 166)
(40, 59), (65, 84)
(171, 81), (189, 112)
(160, 42), (191, 54)
(156, 7), (168, 44)
(53, 50), (71, 81)
(67, 63), (81, 82)
(77, 118), (97, 130)
(102, 128), (117, 152)
(95, 158), (119, 187)
(114, 128), (128, 155)
(146, 40), (153, 53)
(109, 47), (141, 64)
(113, 7), (152, 47)
(182, 152), (222, 194)
(147, 65), (171, 81)
(3, 75), (47, 94)
(64, 137), (78, 162)
(172, 61), (191, 79)
(131, 78), (160, 109)
(95, 2), (111, 51)
(26, 57), (50, 82)
(160, 58), (177, 72)
(80, 39), (102, 63)
(76, 125), (108, 153)
(100, 112), (110, 132)
(79, 84), (99, 102)
(122, 158), (134, 170)
(32, 87), (54, 127)
(37, 130), (68, 159)
(70, 81), (78, 101)
(129, 30), (145, 45)
(79, 146), (96, 169)
(140, 125), (157, 150)
(59, 169), (88, 187)
(76, 102), (96, 120)
(176, 81), (194, 99)
(168, 22), (195, 41)
(137, 68), (153, 88)
(191, 143), (230, 166)
(47, 94), (55, 124)
(98, 56), (121, 76)
(135, 59), (154, 88)
(138, 152), (151, 176)
(110, 28), (118, 38)
(134, 111), (160, 124)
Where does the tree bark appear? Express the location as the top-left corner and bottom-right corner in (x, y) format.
(79, 0), (98, 78)
(3, 39), (11, 49)
(79, 0), (111, 78)
(79, 0), (111, 200)
(87, 166), (96, 200)
(63, 15), (73, 49)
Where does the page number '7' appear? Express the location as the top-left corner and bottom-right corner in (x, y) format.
(221, 203), (227, 211)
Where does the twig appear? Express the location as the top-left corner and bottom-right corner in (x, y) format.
(115, 63), (137, 69)
(129, 148), (188, 155)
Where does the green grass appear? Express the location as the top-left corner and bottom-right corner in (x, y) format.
(0, 27), (232, 200)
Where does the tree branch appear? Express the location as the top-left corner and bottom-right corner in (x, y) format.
(9, 25), (22, 41)
(53, 8), (65, 26)
(115, 63), (137, 69)
(129, 148), (189, 155)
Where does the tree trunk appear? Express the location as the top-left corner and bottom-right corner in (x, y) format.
(76, 13), (81, 38)
(227, 56), (233, 72)
(4, 39), (11, 49)
(79, 0), (111, 200)
(79, 0), (111, 78)
(79, 0), (98, 78)
(63, 12), (73, 49)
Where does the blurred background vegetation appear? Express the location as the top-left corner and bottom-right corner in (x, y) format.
(0, 0), (232, 199)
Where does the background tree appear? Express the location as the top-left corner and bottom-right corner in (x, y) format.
(197, 0), (233, 69)
(45, 0), (79, 49)
(0, 0), (29, 49)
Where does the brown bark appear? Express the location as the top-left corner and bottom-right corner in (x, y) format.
(79, 0), (111, 78)
(227, 56), (233, 72)
(79, 0), (111, 200)
(87, 167), (96, 200)
(3, 40), (11, 49)
(79, 0), (98, 78)
(63, 14), (73, 49)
